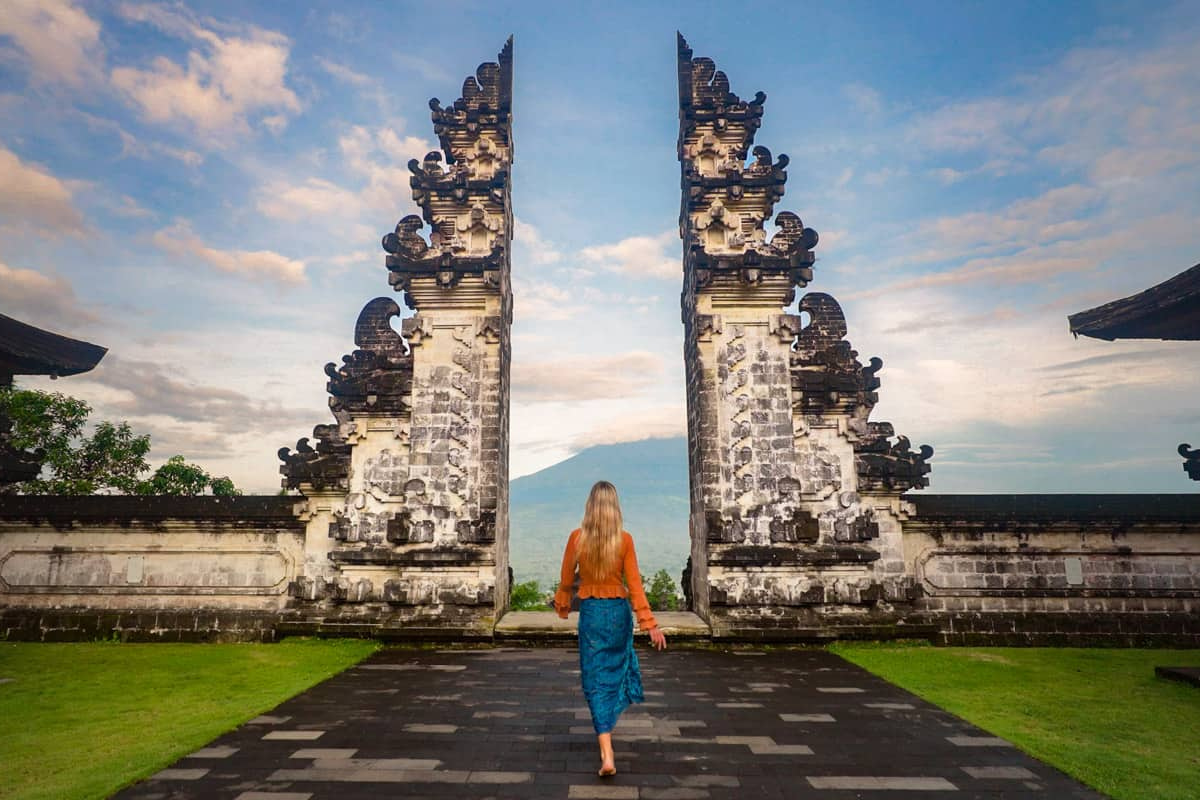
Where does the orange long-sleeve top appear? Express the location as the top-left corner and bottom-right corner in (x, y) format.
(554, 529), (658, 631)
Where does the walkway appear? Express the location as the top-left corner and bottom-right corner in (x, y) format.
(114, 647), (1105, 799)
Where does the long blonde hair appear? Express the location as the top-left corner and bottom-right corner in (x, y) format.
(578, 480), (623, 582)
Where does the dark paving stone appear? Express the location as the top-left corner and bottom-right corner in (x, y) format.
(113, 647), (1108, 799)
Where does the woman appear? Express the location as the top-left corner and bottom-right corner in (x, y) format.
(555, 480), (667, 777)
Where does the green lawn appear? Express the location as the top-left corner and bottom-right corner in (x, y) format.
(0, 638), (379, 800)
(832, 644), (1200, 800)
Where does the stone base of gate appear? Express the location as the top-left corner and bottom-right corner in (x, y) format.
(493, 610), (711, 643)
(275, 605), (496, 641)
(705, 606), (939, 643)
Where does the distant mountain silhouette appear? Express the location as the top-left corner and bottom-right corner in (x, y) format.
(509, 437), (690, 592)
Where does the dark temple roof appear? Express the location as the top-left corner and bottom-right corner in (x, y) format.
(0, 312), (107, 378)
(1068, 262), (1200, 341)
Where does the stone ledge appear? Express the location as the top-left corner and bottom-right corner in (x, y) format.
(0, 607), (279, 642)
(493, 611), (710, 642)
(908, 493), (1200, 523)
(709, 623), (940, 644)
(0, 495), (302, 527)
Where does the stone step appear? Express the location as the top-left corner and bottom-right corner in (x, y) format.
(493, 611), (711, 641)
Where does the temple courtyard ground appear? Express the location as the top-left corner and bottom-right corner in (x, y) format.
(4, 640), (1198, 800)
(112, 647), (1104, 800)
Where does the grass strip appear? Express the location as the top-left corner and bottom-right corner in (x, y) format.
(832, 644), (1200, 800)
(0, 638), (379, 800)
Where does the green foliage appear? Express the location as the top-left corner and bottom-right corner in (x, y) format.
(0, 386), (238, 496)
(135, 455), (240, 497)
(643, 568), (680, 611)
(0, 639), (378, 800)
(509, 579), (549, 610)
(832, 644), (1200, 800)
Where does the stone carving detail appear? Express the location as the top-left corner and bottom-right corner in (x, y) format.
(362, 450), (408, 498)
(278, 424), (351, 492)
(856, 425), (934, 492)
(680, 34), (931, 635)
(1179, 443), (1200, 481)
(325, 298), (414, 416)
(385, 37), (513, 295)
(277, 40), (513, 635)
(678, 34), (817, 290)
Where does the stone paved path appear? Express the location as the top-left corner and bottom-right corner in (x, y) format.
(114, 647), (1106, 799)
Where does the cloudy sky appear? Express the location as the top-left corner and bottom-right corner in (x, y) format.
(2, 1), (1199, 493)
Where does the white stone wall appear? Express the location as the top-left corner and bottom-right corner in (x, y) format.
(0, 517), (303, 612)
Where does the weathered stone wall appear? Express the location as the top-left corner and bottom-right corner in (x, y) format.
(0, 496), (303, 641)
(905, 495), (1200, 645)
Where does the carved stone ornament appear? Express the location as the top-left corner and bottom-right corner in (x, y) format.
(278, 423), (352, 492)
(382, 39), (513, 296)
(324, 297), (414, 416)
(678, 33), (817, 288)
(1179, 443), (1200, 481)
(789, 293), (880, 414)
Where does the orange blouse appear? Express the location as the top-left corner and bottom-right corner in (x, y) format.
(554, 529), (658, 631)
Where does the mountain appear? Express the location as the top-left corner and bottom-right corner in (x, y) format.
(508, 437), (690, 592)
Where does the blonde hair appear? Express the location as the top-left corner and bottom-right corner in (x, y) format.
(578, 480), (623, 583)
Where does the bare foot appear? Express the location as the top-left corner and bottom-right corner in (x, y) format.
(598, 760), (617, 777)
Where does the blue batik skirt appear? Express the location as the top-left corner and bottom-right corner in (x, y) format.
(578, 597), (645, 734)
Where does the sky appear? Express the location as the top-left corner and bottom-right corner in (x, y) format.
(2, 0), (1200, 494)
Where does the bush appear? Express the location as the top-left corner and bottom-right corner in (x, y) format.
(643, 568), (680, 611)
(510, 579), (549, 610)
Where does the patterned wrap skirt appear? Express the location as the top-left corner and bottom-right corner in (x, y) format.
(578, 597), (645, 734)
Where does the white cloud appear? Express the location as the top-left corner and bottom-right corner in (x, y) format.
(255, 125), (433, 229)
(844, 82), (883, 115)
(910, 29), (1200, 183)
(567, 405), (687, 450)
(339, 125), (431, 216)
(152, 220), (306, 285)
(0, 261), (99, 324)
(840, 283), (1198, 447)
(514, 219), (562, 266)
(0, 0), (102, 87)
(258, 177), (361, 220)
(0, 145), (86, 235)
(513, 351), (664, 402)
(513, 280), (583, 322)
(579, 230), (678, 280)
(316, 57), (371, 86)
(86, 355), (315, 433)
(111, 3), (301, 138)
(915, 183), (1101, 262)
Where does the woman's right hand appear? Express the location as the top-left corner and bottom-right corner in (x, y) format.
(648, 627), (667, 650)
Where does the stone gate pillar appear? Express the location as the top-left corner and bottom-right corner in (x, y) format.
(277, 40), (513, 638)
(678, 35), (933, 638)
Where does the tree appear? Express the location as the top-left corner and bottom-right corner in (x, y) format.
(510, 579), (549, 611)
(135, 455), (240, 496)
(0, 386), (238, 496)
(643, 568), (681, 611)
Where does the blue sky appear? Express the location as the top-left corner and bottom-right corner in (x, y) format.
(2, 1), (1199, 493)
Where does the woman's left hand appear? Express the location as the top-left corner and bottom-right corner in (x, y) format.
(648, 627), (667, 650)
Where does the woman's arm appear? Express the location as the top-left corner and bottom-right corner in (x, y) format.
(622, 533), (659, 632)
(553, 530), (579, 619)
